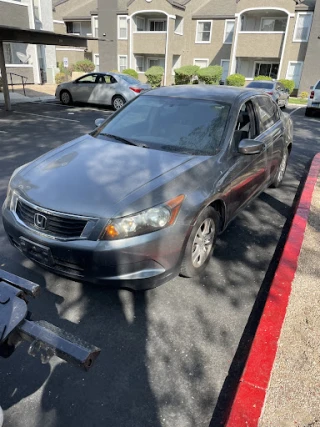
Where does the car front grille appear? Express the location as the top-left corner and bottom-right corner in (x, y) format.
(16, 199), (88, 239)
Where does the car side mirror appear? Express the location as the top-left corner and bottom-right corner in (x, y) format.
(238, 139), (265, 155)
(95, 118), (105, 127)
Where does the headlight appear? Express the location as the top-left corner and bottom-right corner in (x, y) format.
(4, 163), (30, 209)
(101, 195), (185, 240)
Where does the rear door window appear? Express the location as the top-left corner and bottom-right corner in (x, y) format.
(253, 96), (280, 133)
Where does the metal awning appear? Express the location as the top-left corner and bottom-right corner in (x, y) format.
(0, 25), (98, 110)
(0, 25), (94, 47)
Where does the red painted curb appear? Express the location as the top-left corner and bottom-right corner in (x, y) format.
(226, 153), (320, 427)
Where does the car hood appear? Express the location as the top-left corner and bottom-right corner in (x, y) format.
(13, 135), (193, 218)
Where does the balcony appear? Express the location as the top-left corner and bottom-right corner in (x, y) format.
(237, 32), (284, 58)
(133, 32), (166, 55)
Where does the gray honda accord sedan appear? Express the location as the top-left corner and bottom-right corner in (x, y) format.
(2, 86), (293, 290)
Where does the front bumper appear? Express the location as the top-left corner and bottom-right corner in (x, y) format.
(2, 206), (188, 290)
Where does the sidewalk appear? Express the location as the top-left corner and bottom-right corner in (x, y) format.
(226, 153), (320, 426)
(0, 84), (56, 105)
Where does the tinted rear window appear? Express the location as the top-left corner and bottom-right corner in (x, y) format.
(315, 81), (320, 90)
(96, 95), (230, 155)
(247, 82), (274, 89)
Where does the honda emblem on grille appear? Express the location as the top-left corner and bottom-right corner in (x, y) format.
(34, 213), (47, 230)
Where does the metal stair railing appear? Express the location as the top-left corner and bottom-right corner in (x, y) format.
(9, 72), (28, 96)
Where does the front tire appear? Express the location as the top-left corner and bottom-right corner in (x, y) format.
(60, 90), (72, 105)
(112, 95), (126, 110)
(180, 207), (220, 278)
(270, 148), (288, 188)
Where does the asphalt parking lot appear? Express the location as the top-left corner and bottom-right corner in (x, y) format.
(0, 101), (319, 427)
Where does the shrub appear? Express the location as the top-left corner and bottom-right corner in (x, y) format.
(226, 73), (245, 87)
(58, 62), (73, 77)
(278, 79), (295, 94)
(145, 66), (164, 88)
(254, 75), (273, 81)
(122, 68), (139, 79)
(300, 91), (309, 99)
(55, 72), (67, 84)
(174, 65), (200, 85)
(74, 59), (95, 73)
(197, 66), (223, 85)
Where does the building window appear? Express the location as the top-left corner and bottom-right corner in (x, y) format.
(224, 20), (235, 44)
(254, 62), (279, 79)
(196, 21), (212, 43)
(172, 55), (181, 74)
(175, 16), (184, 35)
(286, 61), (303, 88)
(135, 56), (144, 72)
(118, 55), (127, 72)
(260, 17), (287, 32)
(194, 58), (209, 68)
(293, 12), (313, 42)
(148, 57), (165, 69)
(221, 60), (230, 81)
(118, 16), (128, 39)
(93, 16), (98, 38)
(136, 16), (145, 31)
(3, 43), (12, 64)
(149, 20), (167, 32)
(66, 22), (81, 34)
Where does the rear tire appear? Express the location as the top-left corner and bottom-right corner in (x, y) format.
(112, 95), (126, 110)
(305, 108), (313, 117)
(180, 207), (220, 278)
(60, 90), (72, 105)
(270, 148), (288, 188)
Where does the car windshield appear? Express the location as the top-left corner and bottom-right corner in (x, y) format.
(95, 95), (230, 155)
(248, 82), (274, 89)
(120, 75), (141, 85)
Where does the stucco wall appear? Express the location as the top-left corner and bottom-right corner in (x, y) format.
(0, 2), (30, 28)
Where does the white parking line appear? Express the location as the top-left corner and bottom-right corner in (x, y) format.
(13, 111), (80, 123)
(290, 106), (304, 116)
(0, 130), (8, 134)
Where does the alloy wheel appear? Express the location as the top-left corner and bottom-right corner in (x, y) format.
(191, 218), (215, 268)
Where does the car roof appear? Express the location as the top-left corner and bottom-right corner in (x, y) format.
(142, 85), (267, 104)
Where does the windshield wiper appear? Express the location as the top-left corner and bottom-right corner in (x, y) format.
(100, 133), (148, 148)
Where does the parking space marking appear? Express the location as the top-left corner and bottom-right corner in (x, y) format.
(290, 106), (304, 116)
(13, 111), (80, 123)
(0, 130), (8, 134)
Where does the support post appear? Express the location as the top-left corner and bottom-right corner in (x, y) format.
(0, 41), (11, 111)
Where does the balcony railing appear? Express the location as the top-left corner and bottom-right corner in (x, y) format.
(133, 32), (166, 55)
(237, 32), (285, 58)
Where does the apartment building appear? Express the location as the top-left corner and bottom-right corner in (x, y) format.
(98, 0), (319, 92)
(53, 0), (99, 71)
(0, 0), (56, 84)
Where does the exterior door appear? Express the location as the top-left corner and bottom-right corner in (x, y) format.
(286, 62), (303, 89)
(226, 100), (268, 219)
(221, 60), (230, 82)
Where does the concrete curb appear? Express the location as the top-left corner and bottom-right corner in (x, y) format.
(225, 153), (320, 426)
